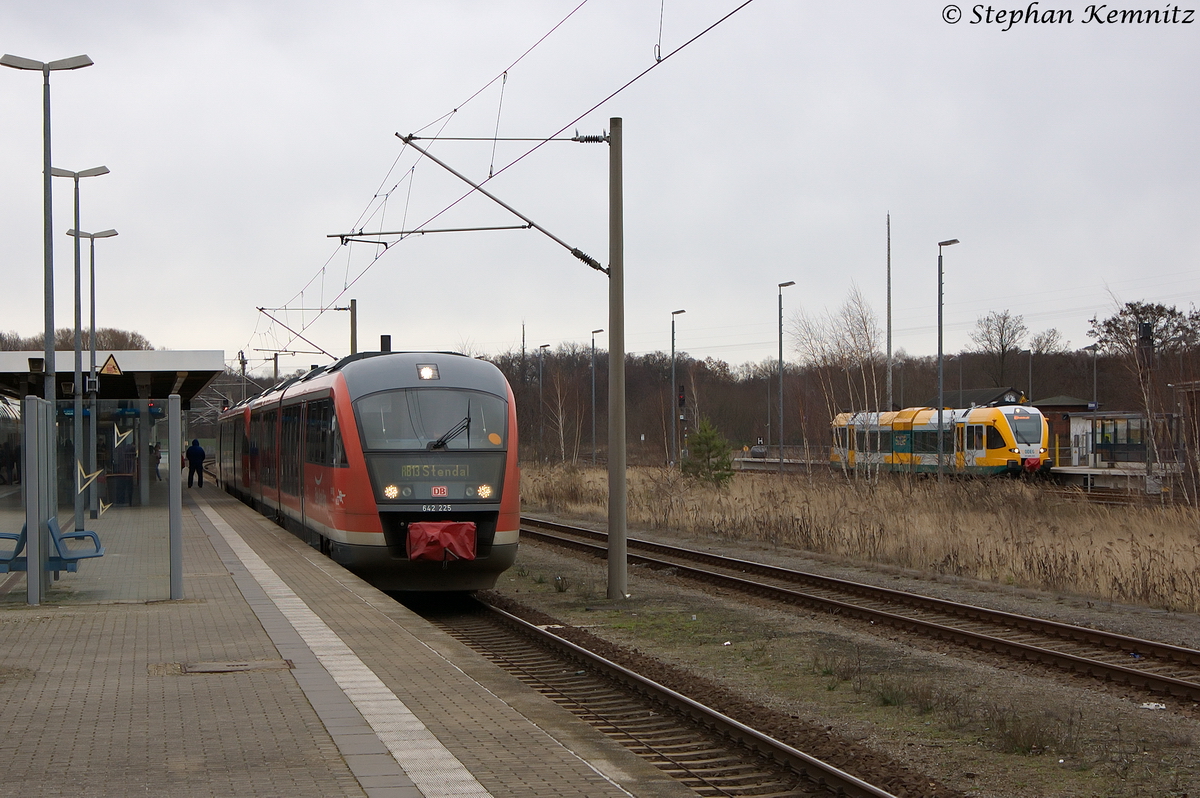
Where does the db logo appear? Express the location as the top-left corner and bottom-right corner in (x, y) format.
(431, 486), (448, 497)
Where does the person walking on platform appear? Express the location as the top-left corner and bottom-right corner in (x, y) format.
(186, 439), (206, 488)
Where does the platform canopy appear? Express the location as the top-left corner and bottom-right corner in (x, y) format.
(0, 350), (225, 403)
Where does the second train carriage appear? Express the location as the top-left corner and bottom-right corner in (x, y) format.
(831, 402), (1052, 475)
(217, 351), (520, 591)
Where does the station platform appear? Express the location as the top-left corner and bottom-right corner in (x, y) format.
(0, 486), (690, 798)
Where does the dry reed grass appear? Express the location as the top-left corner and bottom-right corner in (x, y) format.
(522, 464), (1200, 612)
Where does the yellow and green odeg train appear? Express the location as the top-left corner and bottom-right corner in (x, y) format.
(831, 401), (1052, 475)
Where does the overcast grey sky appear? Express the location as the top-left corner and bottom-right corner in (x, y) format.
(2, 1), (1197, 378)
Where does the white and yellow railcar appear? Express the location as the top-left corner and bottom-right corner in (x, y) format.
(831, 404), (1051, 475)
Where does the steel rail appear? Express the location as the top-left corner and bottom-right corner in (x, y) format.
(521, 517), (1200, 701)
(472, 600), (898, 798)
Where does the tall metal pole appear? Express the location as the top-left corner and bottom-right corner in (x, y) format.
(88, 237), (98, 518)
(607, 117), (627, 600)
(671, 314), (677, 466)
(71, 175), (83, 529)
(2, 53), (93, 528)
(936, 239), (959, 482)
(538, 343), (549, 459)
(1092, 346), (1098, 407)
(169, 394), (183, 600)
(71, 227), (116, 519)
(591, 328), (603, 464)
(349, 298), (358, 355)
(886, 213), (892, 412)
(669, 309), (686, 466)
(42, 67), (54, 406)
(54, 167), (108, 528)
(778, 281), (794, 474)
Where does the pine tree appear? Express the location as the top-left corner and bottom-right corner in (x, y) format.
(681, 418), (734, 488)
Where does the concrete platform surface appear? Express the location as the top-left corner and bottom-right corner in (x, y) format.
(0, 485), (692, 798)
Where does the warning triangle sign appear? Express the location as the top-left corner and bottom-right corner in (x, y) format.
(99, 355), (122, 376)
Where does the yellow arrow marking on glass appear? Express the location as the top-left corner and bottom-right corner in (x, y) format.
(77, 460), (103, 494)
(114, 424), (133, 447)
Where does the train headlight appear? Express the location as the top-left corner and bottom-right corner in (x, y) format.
(464, 486), (476, 498)
(1009, 448), (1020, 454)
(417, 364), (440, 380)
(477, 484), (493, 499)
(383, 484), (399, 499)
(401, 485), (413, 498)
(1039, 447), (1047, 454)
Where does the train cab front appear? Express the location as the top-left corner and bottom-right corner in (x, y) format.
(335, 381), (519, 591)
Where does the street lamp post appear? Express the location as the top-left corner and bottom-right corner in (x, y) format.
(53, 166), (109, 530)
(68, 228), (117, 519)
(591, 329), (603, 464)
(1084, 344), (1099, 407)
(1, 53), (93, 407)
(937, 239), (959, 482)
(670, 309), (685, 466)
(538, 343), (549, 461)
(1028, 348), (1034, 402)
(778, 281), (795, 474)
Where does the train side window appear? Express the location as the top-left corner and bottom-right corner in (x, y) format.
(330, 411), (347, 467)
(280, 405), (302, 495)
(834, 427), (849, 450)
(878, 430), (892, 452)
(985, 425), (1007, 450)
(967, 425), (983, 450)
(305, 399), (329, 465)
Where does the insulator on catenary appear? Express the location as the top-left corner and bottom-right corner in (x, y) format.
(571, 248), (609, 275)
(572, 134), (608, 144)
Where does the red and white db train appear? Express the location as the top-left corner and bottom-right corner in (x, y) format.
(217, 351), (519, 591)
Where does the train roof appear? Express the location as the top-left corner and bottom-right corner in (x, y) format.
(220, 352), (511, 416)
(333, 351), (509, 402)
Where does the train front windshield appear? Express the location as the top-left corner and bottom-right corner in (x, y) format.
(356, 389), (507, 451)
(1005, 410), (1042, 445)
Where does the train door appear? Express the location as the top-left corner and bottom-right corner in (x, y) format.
(892, 420), (913, 472)
(298, 401), (307, 536)
(964, 424), (986, 470)
(955, 423), (966, 471)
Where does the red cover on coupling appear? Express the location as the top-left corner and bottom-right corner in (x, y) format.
(407, 521), (477, 563)
(1023, 457), (1041, 472)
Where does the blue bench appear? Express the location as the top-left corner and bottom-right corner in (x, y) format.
(0, 520), (105, 573)
(0, 525), (26, 573)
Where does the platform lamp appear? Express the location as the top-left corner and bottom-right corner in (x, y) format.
(53, 165), (109, 531)
(1, 53), (93, 407)
(670, 310), (686, 467)
(1084, 343), (1099, 408)
(936, 238), (959, 482)
(591, 329), (604, 465)
(68, 227), (118, 519)
(538, 343), (550, 460)
(778, 281), (795, 475)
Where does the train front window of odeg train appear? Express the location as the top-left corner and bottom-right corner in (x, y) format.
(355, 389), (507, 451)
(1006, 410), (1042, 445)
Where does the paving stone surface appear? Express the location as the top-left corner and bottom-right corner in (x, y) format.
(0, 482), (691, 798)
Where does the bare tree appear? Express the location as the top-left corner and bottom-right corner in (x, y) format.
(0, 327), (153, 351)
(969, 310), (1027, 386)
(1030, 328), (1070, 355)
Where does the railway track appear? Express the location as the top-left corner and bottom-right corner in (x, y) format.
(415, 594), (899, 798)
(521, 516), (1200, 702)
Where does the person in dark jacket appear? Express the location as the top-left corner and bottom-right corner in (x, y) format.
(186, 439), (206, 488)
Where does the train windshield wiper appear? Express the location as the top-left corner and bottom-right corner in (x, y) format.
(427, 416), (470, 450)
